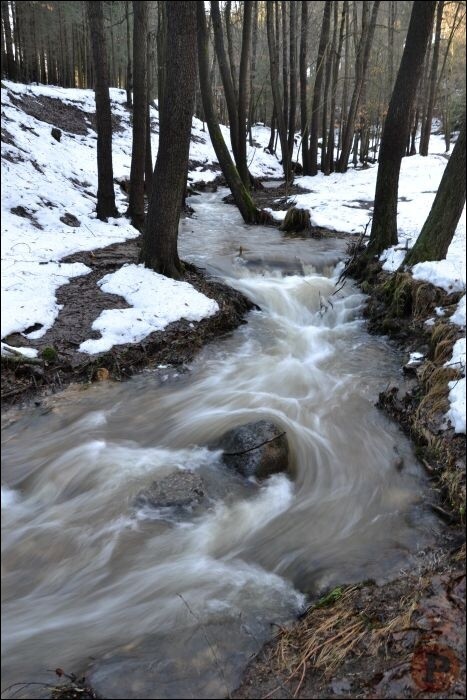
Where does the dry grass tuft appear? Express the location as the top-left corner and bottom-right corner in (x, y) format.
(263, 584), (423, 698)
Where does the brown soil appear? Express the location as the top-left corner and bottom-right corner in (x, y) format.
(7, 90), (124, 136)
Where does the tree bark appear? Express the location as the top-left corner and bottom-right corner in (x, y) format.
(145, 29), (155, 193)
(366, 1), (437, 258)
(156, 1), (166, 115)
(266, 1), (292, 182)
(196, 2), (262, 224)
(337, 1), (380, 173)
(281, 2), (289, 134)
(86, 1), (118, 220)
(141, 1), (197, 279)
(403, 116), (465, 266)
(325, 1), (346, 174)
(2, 1), (16, 80)
(309, 1), (331, 176)
(211, 1), (240, 162)
(321, 2), (336, 173)
(299, 0), (310, 173)
(288, 0), (298, 156)
(420, 1), (444, 156)
(237, 1), (253, 187)
(125, 1), (132, 107)
(248, 1), (259, 145)
(127, 1), (148, 230)
(224, 0), (238, 101)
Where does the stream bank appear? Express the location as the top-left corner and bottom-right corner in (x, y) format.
(233, 256), (466, 700)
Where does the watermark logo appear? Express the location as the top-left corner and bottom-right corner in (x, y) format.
(411, 643), (459, 692)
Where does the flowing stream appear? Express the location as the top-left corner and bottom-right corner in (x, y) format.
(1, 189), (439, 698)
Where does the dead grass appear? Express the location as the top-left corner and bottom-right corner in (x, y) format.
(263, 584), (423, 698)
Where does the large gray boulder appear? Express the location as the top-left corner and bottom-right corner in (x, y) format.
(215, 420), (290, 480)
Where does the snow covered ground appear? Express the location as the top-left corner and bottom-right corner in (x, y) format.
(1, 81), (280, 357)
(1, 81), (465, 432)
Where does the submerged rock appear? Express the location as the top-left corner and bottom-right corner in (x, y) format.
(135, 470), (207, 515)
(215, 420), (290, 480)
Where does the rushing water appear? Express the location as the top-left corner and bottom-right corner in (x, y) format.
(1, 190), (439, 698)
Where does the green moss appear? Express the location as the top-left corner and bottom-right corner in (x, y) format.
(360, 280), (372, 294)
(389, 275), (413, 317)
(41, 346), (58, 362)
(314, 586), (344, 609)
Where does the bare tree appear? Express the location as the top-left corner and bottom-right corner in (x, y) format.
(140, 1), (197, 278)
(309, 1), (331, 176)
(127, 1), (148, 230)
(87, 0), (118, 220)
(365, 1), (437, 258)
(403, 116), (465, 266)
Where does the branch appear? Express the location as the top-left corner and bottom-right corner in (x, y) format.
(223, 432), (286, 456)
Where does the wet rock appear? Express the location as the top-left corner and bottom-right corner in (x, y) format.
(60, 212), (81, 227)
(51, 127), (62, 141)
(215, 420), (290, 480)
(135, 470), (207, 514)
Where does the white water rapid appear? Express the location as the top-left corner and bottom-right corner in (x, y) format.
(1, 189), (439, 699)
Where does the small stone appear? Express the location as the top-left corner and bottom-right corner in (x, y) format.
(95, 367), (110, 381)
(60, 212), (81, 227)
(51, 127), (62, 142)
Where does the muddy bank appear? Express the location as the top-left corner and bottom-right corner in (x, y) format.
(233, 261), (466, 700)
(234, 546), (465, 699)
(1, 237), (254, 409)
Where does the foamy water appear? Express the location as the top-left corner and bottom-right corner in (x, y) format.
(1, 190), (439, 698)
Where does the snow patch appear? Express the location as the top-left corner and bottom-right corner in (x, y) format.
(450, 295), (466, 327)
(79, 264), (219, 354)
(445, 338), (466, 434)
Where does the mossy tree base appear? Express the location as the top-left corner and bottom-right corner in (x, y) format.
(279, 207), (311, 233)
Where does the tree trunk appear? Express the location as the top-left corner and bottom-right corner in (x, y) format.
(403, 116), (465, 266)
(2, 1), (16, 80)
(309, 1), (331, 176)
(321, 2), (336, 174)
(108, 0), (116, 87)
(299, 0), (310, 173)
(196, 2), (262, 224)
(366, 1), (437, 258)
(211, 1), (240, 163)
(224, 0), (238, 101)
(325, 1), (346, 174)
(387, 1), (396, 99)
(86, 1), (118, 220)
(125, 1), (132, 107)
(156, 1), (166, 115)
(281, 2), (289, 134)
(145, 29), (155, 193)
(127, 1), (148, 230)
(267, 104), (277, 153)
(337, 1), (380, 173)
(419, 1), (444, 156)
(141, 1), (197, 279)
(237, 1), (253, 187)
(266, 1), (292, 182)
(288, 0), (298, 156)
(248, 1), (259, 146)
